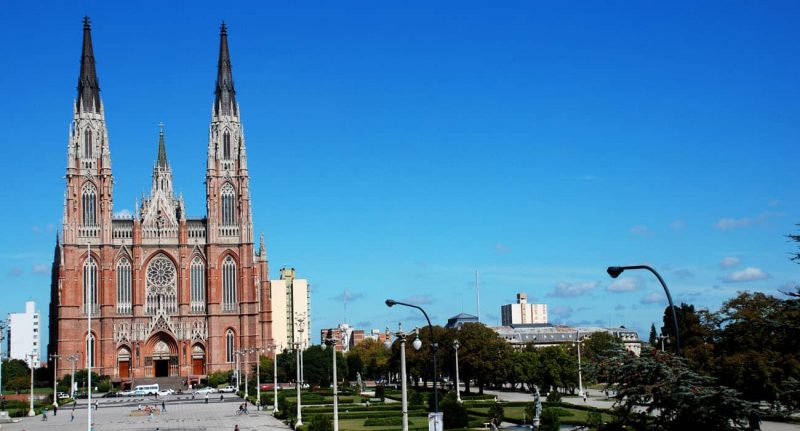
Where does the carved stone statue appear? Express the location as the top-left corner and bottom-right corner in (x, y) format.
(533, 385), (542, 427)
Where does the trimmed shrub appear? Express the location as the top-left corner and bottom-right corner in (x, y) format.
(375, 385), (385, 401)
(587, 410), (603, 428)
(540, 407), (561, 431)
(307, 414), (333, 431)
(409, 390), (425, 407)
(546, 390), (562, 403)
(488, 401), (505, 424)
(441, 393), (469, 429)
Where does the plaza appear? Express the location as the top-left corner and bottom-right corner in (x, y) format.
(1, 395), (288, 431)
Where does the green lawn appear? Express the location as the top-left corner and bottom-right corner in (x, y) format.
(469, 404), (612, 425)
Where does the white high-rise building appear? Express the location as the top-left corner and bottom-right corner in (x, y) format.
(7, 301), (40, 367)
(270, 267), (310, 350)
(501, 293), (547, 325)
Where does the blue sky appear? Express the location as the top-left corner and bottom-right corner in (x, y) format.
(2, 2), (799, 359)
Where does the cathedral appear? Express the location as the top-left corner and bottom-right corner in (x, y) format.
(47, 18), (274, 386)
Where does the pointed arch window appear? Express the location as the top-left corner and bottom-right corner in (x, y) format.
(84, 129), (93, 159)
(116, 258), (132, 315)
(220, 183), (236, 226)
(226, 329), (235, 363)
(83, 255), (98, 314)
(82, 183), (97, 226)
(86, 333), (95, 368)
(223, 131), (231, 160)
(222, 256), (237, 312)
(190, 257), (206, 313)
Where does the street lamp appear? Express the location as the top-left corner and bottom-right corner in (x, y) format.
(294, 341), (303, 429)
(50, 354), (60, 407)
(252, 347), (264, 407)
(573, 332), (585, 397)
(27, 352), (35, 416)
(268, 343), (280, 414)
(322, 329), (341, 431)
(385, 324), (418, 431)
(243, 349), (249, 399)
(607, 265), (680, 355)
(452, 340), (462, 403)
(65, 353), (79, 398)
(385, 299), (439, 414)
(0, 319), (7, 398)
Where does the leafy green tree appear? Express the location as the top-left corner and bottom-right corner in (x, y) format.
(455, 323), (511, 394)
(1, 359), (29, 384)
(586, 410), (602, 428)
(277, 348), (297, 383)
(345, 352), (363, 381)
(648, 323), (658, 346)
(72, 370), (100, 389)
(350, 338), (390, 380)
(539, 408), (561, 431)
(7, 376), (29, 393)
(581, 332), (622, 365)
(488, 401), (504, 424)
(441, 393), (468, 428)
(207, 370), (229, 387)
(255, 354), (274, 383)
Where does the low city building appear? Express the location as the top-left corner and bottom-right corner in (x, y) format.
(444, 312), (480, 329)
(7, 301), (41, 367)
(493, 323), (642, 355)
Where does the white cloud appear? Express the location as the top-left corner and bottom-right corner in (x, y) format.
(32, 264), (49, 275)
(607, 277), (642, 293)
(716, 212), (783, 231)
(8, 267), (23, 277)
(494, 243), (510, 254)
(670, 220), (685, 231)
(640, 292), (664, 304)
(333, 290), (364, 301)
(401, 295), (432, 305)
(630, 225), (649, 236)
(723, 267), (770, 283)
(548, 281), (598, 298)
(720, 256), (740, 268)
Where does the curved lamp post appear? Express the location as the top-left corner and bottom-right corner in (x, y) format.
(453, 340), (462, 403)
(385, 299), (439, 413)
(607, 265), (680, 355)
(385, 325), (419, 431)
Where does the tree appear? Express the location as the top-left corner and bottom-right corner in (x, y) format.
(454, 323), (511, 394)
(72, 369), (100, 389)
(345, 352), (363, 381)
(7, 376), (29, 393)
(649, 323), (658, 346)
(488, 401), (505, 424)
(207, 370), (229, 387)
(539, 408), (561, 431)
(1, 359), (29, 385)
(350, 338), (389, 380)
(441, 393), (468, 429)
(256, 354), (274, 383)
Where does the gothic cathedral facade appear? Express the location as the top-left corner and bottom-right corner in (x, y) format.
(48, 18), (273, 384)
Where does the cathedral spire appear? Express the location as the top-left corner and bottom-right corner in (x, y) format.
(214, 22), (237, 117)
(157, 122), (168, 168)
(76, 16), (101, 114)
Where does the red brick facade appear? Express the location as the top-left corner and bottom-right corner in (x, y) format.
(47, 20), (273, 383)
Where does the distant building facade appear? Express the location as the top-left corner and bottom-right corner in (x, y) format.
(501, 293), (547, 325)
(271, 267), (310, 350)
(7, 301), (41, 367)
(319, 325), (391, 352)
(445, 313), (480, 329)
(493, 324), (642, 356)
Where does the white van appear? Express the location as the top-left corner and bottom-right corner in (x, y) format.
(133, 384), (160, 395)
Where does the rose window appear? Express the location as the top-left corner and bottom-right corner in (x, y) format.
(147, 256), (176, 294)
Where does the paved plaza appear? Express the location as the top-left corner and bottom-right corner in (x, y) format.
(1, 395), (289, 431)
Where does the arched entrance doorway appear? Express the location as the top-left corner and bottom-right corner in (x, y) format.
(191, 344), (206, 375)
(117, 347), (131, 379)
(145, 333), (178, 377)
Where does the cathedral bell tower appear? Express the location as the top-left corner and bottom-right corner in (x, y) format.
(63, 17), (113, 246)
(206, 23), (252, 245)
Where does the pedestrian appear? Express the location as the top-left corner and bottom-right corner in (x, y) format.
(54, 404), (58, 416)
(161, 400), (166, 412)
(42, 407), (48, 421)
(234, 425), (240, 431)
(220, 394), (224, 402)
(95, 400), (99, 410)
(583, 394), (587, 403)
(205, 393), (209, 404)
(71, 410), (75, 422)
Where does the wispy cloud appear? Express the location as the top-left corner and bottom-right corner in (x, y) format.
(716, 212), (783, 231)
(333, 290), (364, 301)
(722, 267), (770, 283)
(640, 292), (664, 304)
(547, 281), (598, 298)
(8, 267), (23, 277)
(494, 243), (510, 254)
(550, 305), (573, 319)
(401, 295), (432, 305)
(672, 268), (694, 279)
(607, 277), (642, 293)
(720, 256), (740, 268)
(32, 264), (49, 275)
(630, 225), (650, 236)
(670, 220), (685, 231)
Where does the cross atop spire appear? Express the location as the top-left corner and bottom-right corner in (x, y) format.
(156, 122), (168, 168)
(214, 21), (237, 117)
(77, 16), (101, 114)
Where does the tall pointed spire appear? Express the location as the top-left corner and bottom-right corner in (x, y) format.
(156, 122), (168, 168)
(77, 16), (101, 114)
(214, 22), (237, 117)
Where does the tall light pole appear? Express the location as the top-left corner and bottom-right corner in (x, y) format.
(296, 314), (305, 387)
(87, 242), (93, 431)
(0, 319), (6, 398)
(243, 349), (249, 399)
(385, 325), (417, 431)
(294, 341), (303, 429)
(65, 354), (79, 398)
(322, 329), (340, 431)
(453, 339), (462, 403)
(574, 331), (584, 397)
(270, 343), (279, 414)
(50, 354), (60, 407)
(385, 299), (439, 413)
(607, 265), (680, 355)
(253, 347), (263, 407)
(235, 349), (241, 391)
(27, 352), (36, 416)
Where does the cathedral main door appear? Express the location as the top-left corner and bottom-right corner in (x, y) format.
(146, 333), (178, 377)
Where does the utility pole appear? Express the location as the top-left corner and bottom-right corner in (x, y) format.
(50, 354), (60, 407)
(27, 352), (36, 416)
(65, 354), (79, 398)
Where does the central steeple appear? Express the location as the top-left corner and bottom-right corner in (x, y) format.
(77, 16), (101, 114)
(214, 22), (237, 117)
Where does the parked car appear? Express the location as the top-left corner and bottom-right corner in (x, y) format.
(157, 389), (172, 397)
(118, 389), (136, 397)
(102, 392), (119, 398)
(218, 385), (237, 393)
(192, 387), (217, 395)
(74, 392), (88, 399)
(260, 384), (281, 391)
(56, 392), (70, 399)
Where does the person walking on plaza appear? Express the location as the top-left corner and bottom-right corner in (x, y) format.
(94, 400), (99, 410)
(234, 425), (240, 431)
(205, 393), (209, 404)
(70, 410), (75, 422)
(53, 404), (58, 416)
(42, 407), (48, 421)
(161, 400), (166, 412)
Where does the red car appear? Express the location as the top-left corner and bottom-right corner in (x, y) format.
(260, 383), (282, 391)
